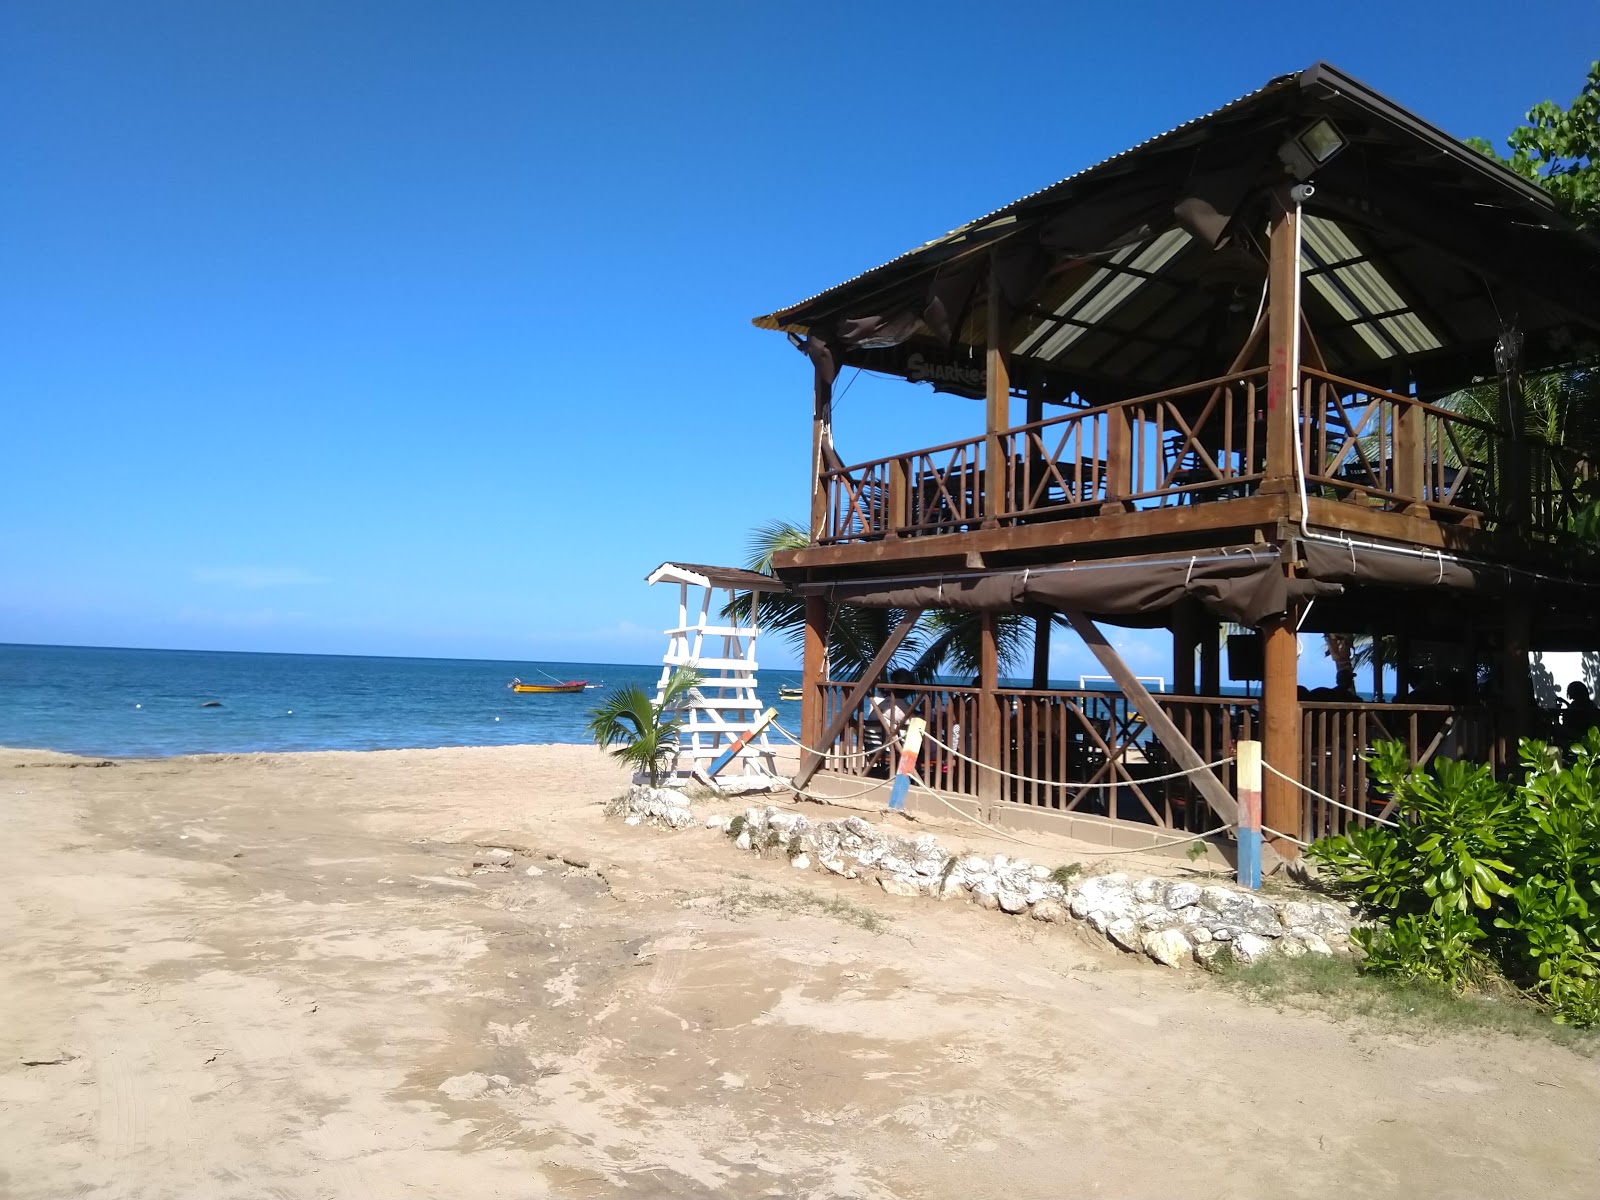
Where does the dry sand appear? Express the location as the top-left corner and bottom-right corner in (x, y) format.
(2, 742), (1596, 1198)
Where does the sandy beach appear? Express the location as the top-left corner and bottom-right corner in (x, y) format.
(3, 742), (1597, 1198)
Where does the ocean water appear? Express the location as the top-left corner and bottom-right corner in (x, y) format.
(0, 644), (806, 759)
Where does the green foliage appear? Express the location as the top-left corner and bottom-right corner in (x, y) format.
(585, 667), (703, 788)
(1467, 61), (1600, 230)
(1309, 733), (1600, 1026)
(1048, 863), (1083, 888)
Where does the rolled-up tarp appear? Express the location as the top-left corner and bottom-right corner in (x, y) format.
(801, 546), (1337, 626)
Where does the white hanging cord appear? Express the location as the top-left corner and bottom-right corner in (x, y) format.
(1261, 760), (1400, 828)
(770, 720), (895, 763)
(920, 729), (1233, 790)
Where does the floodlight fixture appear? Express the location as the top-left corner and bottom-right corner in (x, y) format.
(1278, 117), (1348, 182)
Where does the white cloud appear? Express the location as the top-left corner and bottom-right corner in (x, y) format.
(192, 567), (325, 589)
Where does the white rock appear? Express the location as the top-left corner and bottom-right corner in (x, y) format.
(791, 854), (812, 871)
(1294, 932), (1333, 957)
(1030, 897), (1069, 924)
(939, 877), (970, 902)
(959, 854), (991, 874)
(705, 814), (727, 830)
(1195, 941), (1229, 970)
(1142, 928), (1194, 968)
(735, 830), (752, 851)
(474, 848), (514, 867)
(1086, 909), (1112, 933)
(975, 890), (1002, 911)
(1231, 933), (1274, 966)
(1279, 936), (1308, 959)
(1106, 918), (1142, 953)
(1030, 864), (1051, 881)
(997, 890), (1029, 915)
(879, 875), (924, 898)
(821, 857), (848, 877)
(1162, 881), (1202, 910)
(623, 815), (643, 827)
(1190, 925), (1212, 945)
(1134, 877), (1164, 903)
(524, 865), (544, 877)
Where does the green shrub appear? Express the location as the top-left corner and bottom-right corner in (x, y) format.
(1310, 731), (1600, 1026)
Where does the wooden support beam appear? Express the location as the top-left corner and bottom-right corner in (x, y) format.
(1500, 596), (1531, 768)
(794, 608), (923, 789)
(1031, 612), (1052, 690)
(1060, 610), (1238, 825)
(810, 364), (834, 541)
(800, 595), (828, 759)
(984, 268), (1011, 525)
(1199, 612), (1221, 696)
(979, 612), (1003, 813)
(1172, 601), (1198, 696)
(1264, 206), (1301, 492)
(887, 456), (909, 538)
(1261, 608), (1301, 854)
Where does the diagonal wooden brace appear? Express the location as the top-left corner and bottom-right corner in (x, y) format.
(1060, 610), (1239, 827)
(793, 608), (923, 790)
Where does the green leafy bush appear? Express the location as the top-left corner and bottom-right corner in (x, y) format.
(1309, 732), (1600, 1025)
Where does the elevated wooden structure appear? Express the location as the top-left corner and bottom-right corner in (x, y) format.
(755, 63), (1600, 851)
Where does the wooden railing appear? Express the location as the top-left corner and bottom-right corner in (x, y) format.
(812, 684), (1504, 843)
(818, 681), (980, 796)
(1297, 369), (1497, 522)
(995, 690), (1254, 832)
(819, 365), (1592, 549)
(1300, 702), (1497, 839)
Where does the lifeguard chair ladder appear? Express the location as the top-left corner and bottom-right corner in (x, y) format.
(646, 562), (780, 779)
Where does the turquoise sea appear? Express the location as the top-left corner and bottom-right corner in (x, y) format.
(0, 644), (806, 759)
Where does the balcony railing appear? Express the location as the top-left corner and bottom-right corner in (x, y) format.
(817, 367), (1591, 548)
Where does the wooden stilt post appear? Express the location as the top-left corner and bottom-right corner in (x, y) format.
(1199, 612), (1221, 697)
(794, 608), (922, 790)
(1264, 204), (1302, 493)
(1172, 601), (1198, 696)
(1501, 596), (1531, 768)
(979, 611), (1003, 815)
(984, 267), (1011, 527)
(800, 595), (827, 763)
(1031, 613), (1052, 690)
(810, 358), (834, 542)
(1261, 609), (1302, 854)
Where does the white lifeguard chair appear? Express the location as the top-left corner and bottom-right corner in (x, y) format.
(646, 562), (781, 779)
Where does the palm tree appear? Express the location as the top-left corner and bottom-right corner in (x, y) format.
(585, 667), (703, 787)
(735, 519), (1029, 683)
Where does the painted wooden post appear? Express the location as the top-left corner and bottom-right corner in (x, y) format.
(1394, 400), (1427, 517)
(888, 717), (927, 811)
(984, 268), (1010, 525)
(1261, 610), (1302, 856)
(1236, 739), (1263, 890)
(705, 708), (778, 780)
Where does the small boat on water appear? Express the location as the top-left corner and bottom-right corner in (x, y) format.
(777, 686), (803, 701)
(509, 678), (588, 694)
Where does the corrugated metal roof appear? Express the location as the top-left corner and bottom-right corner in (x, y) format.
(752, 70), (1302, 330)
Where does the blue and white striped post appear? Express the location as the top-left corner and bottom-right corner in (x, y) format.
(705, 708), (777, 780)
(1236, 738), (1262, 890)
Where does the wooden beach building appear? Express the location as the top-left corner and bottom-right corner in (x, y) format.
(754, 62), (1600, 856)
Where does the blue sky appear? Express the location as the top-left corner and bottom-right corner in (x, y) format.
(2, 2), (1596, 684)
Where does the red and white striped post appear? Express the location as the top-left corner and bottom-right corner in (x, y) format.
(1236, 739), (1262, 890)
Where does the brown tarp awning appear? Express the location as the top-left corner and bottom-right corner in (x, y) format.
(799, 547), (1335, 626)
